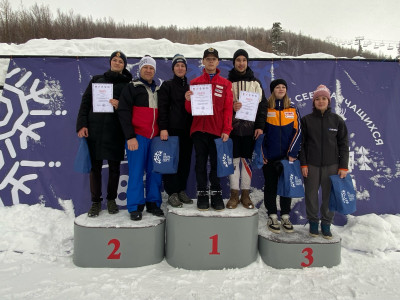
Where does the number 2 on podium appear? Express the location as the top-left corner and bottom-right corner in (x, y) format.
(209, 234), (221, 255)
(107, 239), (121, 259)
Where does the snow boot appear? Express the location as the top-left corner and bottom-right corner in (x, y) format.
(197, 190), (210, 211)
(178, 191), (193, 204)
(130, 211), (142, 221)
(321, 223), (333, 239)
(240, 189), (254, 209)
(281, 214), (294, 233)
(226, 189), (240, 209)
(211, 190), (225, 211)
(107, 199), (119, 214)
(88, 202), (101, 217)
(309, 221), (319, 237)
(146, 201), (164, 217)
(267, 214), (280, 234)
(168, 193), (183, 208)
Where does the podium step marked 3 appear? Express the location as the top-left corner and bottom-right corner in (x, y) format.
(258, 222), (341, 269)
(73, 210), (165, 268)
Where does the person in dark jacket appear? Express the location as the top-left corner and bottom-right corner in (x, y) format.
(226, 49), (267, 210)
(76, 50), (132, 217)
(158, 54), (193, 208)
(262, 79), (302, 234)
(118, 55), (164, 221)
(299, 84), (349, 239)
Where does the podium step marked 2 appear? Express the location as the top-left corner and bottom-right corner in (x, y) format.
(258, 222), (341, 269)
(166, 202), (259, 270)
(73, 210), (165, 268)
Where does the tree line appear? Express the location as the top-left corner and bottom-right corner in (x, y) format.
(0, 0), (384, 59)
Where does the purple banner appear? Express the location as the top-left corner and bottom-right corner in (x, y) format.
(1, 57), (400, 223)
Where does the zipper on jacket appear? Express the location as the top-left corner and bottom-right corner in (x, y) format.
(151, 107), (155, 138)
(320, 113), (324, 166)
(279, 100), (282, 157)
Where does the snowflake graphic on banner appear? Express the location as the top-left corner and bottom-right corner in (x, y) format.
(0, 65), (65, 205)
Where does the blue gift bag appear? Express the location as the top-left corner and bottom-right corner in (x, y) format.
(73, 137), (92, 173)
(277, 159), (305, 198)
(329, 174), (357, 215)
(214, 138), (234, 177)
(151, 136), (179, 174)
(251, 134), (265, 169)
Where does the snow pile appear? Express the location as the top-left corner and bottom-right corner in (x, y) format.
(338, 214), (400, 253)
(0, 201), (74, 257)
(0, 38), (277, 58)
(0, 37), (362, 86)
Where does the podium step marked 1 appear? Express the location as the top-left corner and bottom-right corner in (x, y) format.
(73, 210), (165, 268)
(258, 223), (341, 269)
(165, 203), (259, 270)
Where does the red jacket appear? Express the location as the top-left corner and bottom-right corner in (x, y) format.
(118, 80), (159, 139)
(185, 69), (233, 136)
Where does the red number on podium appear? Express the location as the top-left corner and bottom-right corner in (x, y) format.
(209, 234), (221, 255)
(301, 247), (314, 267)
(107, 239), (121, 260)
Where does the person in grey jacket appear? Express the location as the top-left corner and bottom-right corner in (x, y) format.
(299, 84), (349, 239)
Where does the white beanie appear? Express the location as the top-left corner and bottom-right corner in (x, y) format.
(139, 55), (156, 72)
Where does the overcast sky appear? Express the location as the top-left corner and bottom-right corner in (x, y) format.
(9, 0), (400, 44)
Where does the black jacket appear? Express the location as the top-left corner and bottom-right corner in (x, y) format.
(157, 75), (192, 133)
(299, 108), (349, 169)
(76, 68), (132, 161)
(228, 67), (267, 136)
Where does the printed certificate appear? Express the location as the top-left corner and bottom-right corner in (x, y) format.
(92, 83), (113, 113)
(190, 84), (213, 116)
(235, 91), (259, 122)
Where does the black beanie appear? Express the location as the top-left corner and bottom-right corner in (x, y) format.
(233, 49), (249, 65)
(110, 50), (127, 68)
(171, 54), (187, 70)
(270, 79), (288, 93)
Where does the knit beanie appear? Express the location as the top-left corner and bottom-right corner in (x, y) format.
(171, 54), (187, 70)
(233, 49), (249, 65)
(110, 50), (127, 68)
(270, 78), (288, 93)
(313, 84), (331, 101)
(139, 55), (156, 72)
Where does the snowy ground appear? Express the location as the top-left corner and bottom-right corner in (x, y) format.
(1, 195), (399, 300)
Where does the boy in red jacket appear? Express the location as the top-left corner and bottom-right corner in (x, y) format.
(185, 48), (233, 211)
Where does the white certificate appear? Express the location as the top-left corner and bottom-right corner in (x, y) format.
(235, 91), (260, 122)
(190, 84), (213, 116)
(92, 83), (113, 113)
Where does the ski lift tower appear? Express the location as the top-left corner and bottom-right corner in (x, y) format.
(355, 36), (365, 55)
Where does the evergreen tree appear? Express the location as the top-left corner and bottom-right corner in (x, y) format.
(270, 22), (286, 55)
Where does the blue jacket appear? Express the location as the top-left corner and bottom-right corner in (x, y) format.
(262, 99), (302, 161)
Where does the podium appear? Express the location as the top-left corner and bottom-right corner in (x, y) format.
(165, 202), (258, 270)
(258, 222), (341, 269)
(73, 210), (165, 268)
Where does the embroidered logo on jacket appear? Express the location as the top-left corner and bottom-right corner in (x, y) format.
(267, 112), (276, 117)
(329, 128), (338, 131)
(284, 112), (294, 119)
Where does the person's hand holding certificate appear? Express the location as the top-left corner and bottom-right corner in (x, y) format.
(235, 91), (259, 122)
(92, 83), (113, 113)
(190, 84), (213, 116)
